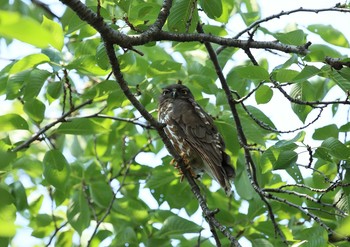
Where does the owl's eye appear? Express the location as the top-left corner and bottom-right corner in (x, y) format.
(162, 89), (170, 95)
(181, 89), (188, 95)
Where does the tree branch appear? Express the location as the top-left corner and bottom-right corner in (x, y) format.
(271, 78), (350, 106)
(59, 0), (309, 55)
(11, 99), (93, 152)
(196, 22), (286, 244)
(81, 113), (154, 129)
(233, 4), (350, 39)
(103, 36), (242, 247)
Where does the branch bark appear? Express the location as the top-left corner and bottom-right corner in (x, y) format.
(59, 0), (310, 55)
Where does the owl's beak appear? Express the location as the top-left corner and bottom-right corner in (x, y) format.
(171, 90), (177, 98)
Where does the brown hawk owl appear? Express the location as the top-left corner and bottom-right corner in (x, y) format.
(158, 84), (235, 195)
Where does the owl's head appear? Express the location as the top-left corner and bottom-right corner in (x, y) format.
(159, 84), (194, 102)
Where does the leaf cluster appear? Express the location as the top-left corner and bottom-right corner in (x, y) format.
(0, 0), (350, 246)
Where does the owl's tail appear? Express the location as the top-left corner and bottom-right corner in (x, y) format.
(222, 152), (235, 196)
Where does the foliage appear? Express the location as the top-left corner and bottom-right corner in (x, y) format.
(0, 0), (350, 246)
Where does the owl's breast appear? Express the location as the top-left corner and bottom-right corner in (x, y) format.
(158, 100), (207, 177)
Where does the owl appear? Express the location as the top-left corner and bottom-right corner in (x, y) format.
(158, 84), (235, 195)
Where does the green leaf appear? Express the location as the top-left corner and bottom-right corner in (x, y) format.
(116, 227), (137, 245)
(260, 148), (275, 173)
(9, 54), (50, 74)
(145, 166), (176, 189)
(9, 181), (28, 211)
(42, 49), (62, 72)
(61, 8), (86, 34)
(241, 12), (260, 26)
(312, 124), (338, 140)
(340, 122), (350, 132)
(290, 82), (314, 123)
(273, 150), (298, 170)
(157, 215), (202, 238)
(326, 67), (350, 93)
(47, 81), (63, 102)
(67, 55), (110, 76)
(216, 0), (234, 23)
(286, 163), (304, 184)
(240, 106), (274, 146)
(255, 85), (273, 104)
(23, 99), (45, 123)
(56, 119), (109, 135)
(56, 230), (74, 247)
(96, 43), (110, 70)
(41, 16), (64, 51)
(0, 185), (16, 237)
(0, 140), (17, 169)
(167, 0), (199, 32)
(202, 25), (228, 36)
(6, 70), (30, 99)
(274, 29), (306, 46)
(276, 131), (305, 147)
(147, 60), (182, 77)
(308, 24), (349, 47)
(294, 226), (327, 247)
(305, 44), (342, 62)
(236, 65), (270, 80)
(235, 168), (255, 200)
(274, 69), (299, 83)
(293, 65), (320, 82)
(0, 114), (28, 131)
(83, 80), (120, 100)
(0, 11), (54, 48)
(67, 191), (91, 235)
(128, 3), (161, 24)
(114, 197), (149, 224)
(200, 0), (223, 19)
(320, 137), (350, 160)
(251, 238), (274, 247)
(23, 69), (51, 100)
(43, 150), (70, 191)
(90, 181), (114, 208)
(334, 216), (350, 238)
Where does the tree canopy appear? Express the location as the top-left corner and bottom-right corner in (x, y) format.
(1, 0), (350, 246)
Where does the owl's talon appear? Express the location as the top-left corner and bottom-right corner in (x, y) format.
(180, 174), (185, 182)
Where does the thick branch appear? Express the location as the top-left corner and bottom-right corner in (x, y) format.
(147, 0), (173, 32)
(59, 0), (309, 55)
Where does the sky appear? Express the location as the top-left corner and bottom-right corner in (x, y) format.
(1, 0), (350, 246)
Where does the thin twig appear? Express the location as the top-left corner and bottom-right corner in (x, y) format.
(271, 78), (350, 106)
(234, 4), (350, 39)
(45, 221), (69, 247)
(11, 99), (93, 152)
(81, 113), (154, 129)
(263, 188), (348, 216)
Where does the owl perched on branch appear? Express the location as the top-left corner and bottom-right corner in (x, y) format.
(158, 84), (235, 195)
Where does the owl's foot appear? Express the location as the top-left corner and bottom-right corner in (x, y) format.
(177, 164), (199, 182)
(171, 154), (198, 181)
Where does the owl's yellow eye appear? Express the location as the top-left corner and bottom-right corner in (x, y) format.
(181, 89), (187, 94)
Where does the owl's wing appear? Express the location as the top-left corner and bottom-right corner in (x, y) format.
(171, 99), (233, 191)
